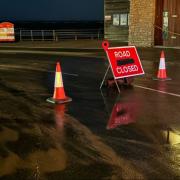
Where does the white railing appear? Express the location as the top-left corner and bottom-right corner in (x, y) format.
(15, 29), (104, 41)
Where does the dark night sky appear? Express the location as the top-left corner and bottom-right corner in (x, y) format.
(0, 0), (104, 21)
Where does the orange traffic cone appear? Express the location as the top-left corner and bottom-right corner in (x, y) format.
(153, 51), (171, 81)
(47, 62), (72, 104)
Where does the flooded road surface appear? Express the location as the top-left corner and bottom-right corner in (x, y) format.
(0, 51), (180, 179)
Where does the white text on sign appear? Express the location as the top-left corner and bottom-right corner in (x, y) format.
(116, 65), (138, 74)
(114, 51), (130, 58)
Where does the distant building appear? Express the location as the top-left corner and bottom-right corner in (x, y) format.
(104, 0), (180, 47)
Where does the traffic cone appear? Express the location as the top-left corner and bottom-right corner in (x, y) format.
(153, 51), (171, 81)
(47, 62), (72, 104)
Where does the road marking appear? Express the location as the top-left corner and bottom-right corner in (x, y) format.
(63, 72), (79, 77)
(0, 50), (92, 57)
(0, 65), (79, 77)
(134, 84), (180, 98)
(48, 71), (78, 77)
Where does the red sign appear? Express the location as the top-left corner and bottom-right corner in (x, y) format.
(0, 22), (15, 42)
(102, 41), (144, 79)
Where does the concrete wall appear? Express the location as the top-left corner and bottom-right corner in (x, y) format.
(129, 0), (156, 47)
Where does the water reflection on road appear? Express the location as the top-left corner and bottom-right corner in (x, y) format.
(106, 94), (140, 129)
(102, 87), (180, 179)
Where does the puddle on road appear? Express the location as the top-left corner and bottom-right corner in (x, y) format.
(162, 129), (180, 145)
(0, 148), (67, 178)
(0, 102), (145, 179)
(0, 127), (19, 144)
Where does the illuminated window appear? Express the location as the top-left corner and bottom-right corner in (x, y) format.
(113, 14), (120, 26)
(113, 13), (129, 26)
(120, 13), (128, 26)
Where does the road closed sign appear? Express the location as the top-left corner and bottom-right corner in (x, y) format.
(102, 41), (144, 79)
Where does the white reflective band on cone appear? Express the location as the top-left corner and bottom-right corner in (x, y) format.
(159, 58), (166, 70)
(54, 72), (63, 87)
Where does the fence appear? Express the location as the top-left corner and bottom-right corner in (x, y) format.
(15, 29), (104, 41)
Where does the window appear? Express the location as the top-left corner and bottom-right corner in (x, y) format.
(163, 11), (168, 40)
(120, 14), (128, 26)
(113, 14), (120, 26)
(113, 13), (129, 26)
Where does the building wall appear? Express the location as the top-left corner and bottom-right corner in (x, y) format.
(128, 0), (156, 47)
(104, 0), (130, 42)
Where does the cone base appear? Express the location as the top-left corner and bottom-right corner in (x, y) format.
(46, 97), (72, 104)
(153, 77), (172, 81)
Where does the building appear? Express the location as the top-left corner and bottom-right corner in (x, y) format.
(104, 0), (180, 47)
(104, 0), (130, 43)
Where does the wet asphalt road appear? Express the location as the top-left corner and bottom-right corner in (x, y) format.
(0, 48), (180, 180)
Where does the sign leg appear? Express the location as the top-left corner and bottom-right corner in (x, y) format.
(114, 79), (121, 93)
(100, 65), (110, 89)
(100, 89), (110, 115)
